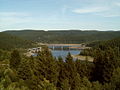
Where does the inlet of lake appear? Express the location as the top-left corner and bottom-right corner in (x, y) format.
(51, 50), (81, 60)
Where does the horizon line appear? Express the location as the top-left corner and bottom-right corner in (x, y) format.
(1, 29), (120, 32)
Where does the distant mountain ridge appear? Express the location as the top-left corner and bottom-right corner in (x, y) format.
(4, 30), (120, 44)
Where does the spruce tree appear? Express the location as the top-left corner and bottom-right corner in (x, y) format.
(65, 52), (77, 89)
(17, 59), (32, 81)
(93, 48), (119, 83)
(10, 50), (21, 69)
(36, 47), (58, 85)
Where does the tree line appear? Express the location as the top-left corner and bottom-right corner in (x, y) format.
(4, 30), (120, 44)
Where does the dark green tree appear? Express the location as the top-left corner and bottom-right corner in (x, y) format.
(36, 47), (58, 85)
(65, 52), (77, 89)
(17, 59), (32, 81)
(10, 50), (21, 69)
(61, 79), (70, 90)
(72, 73), (82, 90)
(76, 59), (92, 79)
(110, 68), (120, 90)
(56, 56), (66, 89)
(93, 48), (119, 83)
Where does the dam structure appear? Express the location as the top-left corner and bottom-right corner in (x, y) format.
(46, 44), (86, 50)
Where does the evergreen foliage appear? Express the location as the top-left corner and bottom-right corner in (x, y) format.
(0, 37), (120, 89)
(5, 30), (120, 43)
(10, 50), (21, 69)
(0, 32), (35, 50)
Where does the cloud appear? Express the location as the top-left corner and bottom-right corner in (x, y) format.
(0, 12), (28, 17)
(115, 2), (120, 6)
(0, 17), (33, 25)
(0, 12), (33, 26)
(96, 13), (120, 17)
(72, 3), (120, 17)
(72, 7), (108, 14)
(71, 0), (120, 17)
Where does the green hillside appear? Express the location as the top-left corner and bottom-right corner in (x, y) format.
(81, 37), (120, 57)
(4, 30), (120, 43)
(87, 37), (120, 49)
(0, 38), (120, 89)
(0, 32), (35, 50)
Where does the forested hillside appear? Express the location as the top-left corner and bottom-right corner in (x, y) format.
(0, 39), (120, 89)
(0, 30), (120, 90)
(4, 30), (120, 43)
(80, 37), (120, 57)
(0, 32), (35, 50)
(87, 37), (120, 50)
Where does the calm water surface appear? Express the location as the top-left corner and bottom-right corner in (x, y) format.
(51, 50), (80, 60)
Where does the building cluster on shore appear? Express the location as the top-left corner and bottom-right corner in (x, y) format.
(25, 47), (42, 57)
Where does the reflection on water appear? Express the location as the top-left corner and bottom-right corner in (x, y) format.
(51, 50), (81, 60)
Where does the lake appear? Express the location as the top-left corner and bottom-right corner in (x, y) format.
(51, 50), (81, 60)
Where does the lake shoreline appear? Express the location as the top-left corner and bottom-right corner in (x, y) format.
(71, 54), (94, 62)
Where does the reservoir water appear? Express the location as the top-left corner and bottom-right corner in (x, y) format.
(51, 50), (80, 60)
(48, 44), (82, 60)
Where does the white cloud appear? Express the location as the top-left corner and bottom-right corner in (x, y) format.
(0, 12), (29, 17)
(72, 3), (120, 17)
(115, 2), (120, 7)
(72, 7), (108, 14)
(1, 17), (32, 25)
(0, 12), (33, 26)
(96, 13), (120, 17)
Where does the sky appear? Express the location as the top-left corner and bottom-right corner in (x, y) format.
(0, 0), (120, 31)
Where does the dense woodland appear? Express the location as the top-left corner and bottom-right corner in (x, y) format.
(4, 30), (120, 43)
(0, 32), (36, 50)
(80, 37), (120, 57)
(0, 30), (120, 89)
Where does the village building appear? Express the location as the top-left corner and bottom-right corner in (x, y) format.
(26, 47), (42, 57)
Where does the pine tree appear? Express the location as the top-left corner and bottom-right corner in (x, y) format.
(65, 52), (77, 89)
(17, 59), (32, 81)
(10, 50), (21, 69)
(75, 59), (92, 79)
(61, 79), (70, 90)
(36, 47), (58, 85)
(56, 56), (66, 89)
(110, 68), (120, 90)
(72, 73), (81, 90)
(93, 48), (119, 83)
